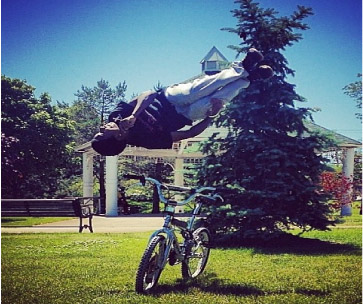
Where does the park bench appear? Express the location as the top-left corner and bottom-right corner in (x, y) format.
(1, 197), (100, 233)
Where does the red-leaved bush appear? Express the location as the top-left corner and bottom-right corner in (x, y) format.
(320, 171), (353, 209)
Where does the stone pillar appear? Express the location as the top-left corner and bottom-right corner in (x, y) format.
(341, 147), (355, 216)
(83, 153), (94, 198)
(174, 158), (185, 213)
(105, 155), (118, 216)
(174, 158), (184, 187)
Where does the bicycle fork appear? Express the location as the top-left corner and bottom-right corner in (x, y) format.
(148, 215), (182, 270)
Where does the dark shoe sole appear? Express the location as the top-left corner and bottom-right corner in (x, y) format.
(248, 65), (274, 81)
(242, 48), (264, 71)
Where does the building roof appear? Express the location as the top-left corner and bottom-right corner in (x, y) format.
(200, 46), (228, 63)
(304, 121), (361, 148)
(186, 121), (361, 146)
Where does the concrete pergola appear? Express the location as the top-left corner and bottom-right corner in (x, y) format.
(75, 128), (224, 216)
(76, 123), (360, 216)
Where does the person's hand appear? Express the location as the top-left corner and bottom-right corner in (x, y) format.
(118, 115), (136, 133)
(207, 98), (224, 117)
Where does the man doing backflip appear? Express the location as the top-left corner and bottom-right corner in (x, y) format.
(91, 48), (273, 156)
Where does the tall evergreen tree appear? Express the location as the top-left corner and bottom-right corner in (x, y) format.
(199, 0), (335, 239)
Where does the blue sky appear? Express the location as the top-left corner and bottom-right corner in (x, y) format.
(2, 0), (362, 141)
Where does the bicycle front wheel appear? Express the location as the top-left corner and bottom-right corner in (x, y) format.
(135, 235), (166, 293)
(181, 227), (211, 279)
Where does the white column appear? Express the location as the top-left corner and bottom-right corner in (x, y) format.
(174, 158), (184, 186)
(105, 155), (118, 216)
(174, 158), (185, 213)
(83, 153), (94, 198)
(341, 147), (355, 216)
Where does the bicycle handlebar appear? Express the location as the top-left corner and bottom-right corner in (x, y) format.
(123, 174), (223, 206)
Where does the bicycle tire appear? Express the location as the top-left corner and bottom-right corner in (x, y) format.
(181, 227), (211, 279)
(135, 235), (166, 293)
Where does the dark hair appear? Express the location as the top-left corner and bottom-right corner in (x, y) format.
(91, 135), (126, 156)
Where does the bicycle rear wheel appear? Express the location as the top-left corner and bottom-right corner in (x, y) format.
(181, 227), (211, 278)
(135, 235), (166, 293)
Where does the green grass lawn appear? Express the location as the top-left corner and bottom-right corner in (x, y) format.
(1, 209), (362, 304)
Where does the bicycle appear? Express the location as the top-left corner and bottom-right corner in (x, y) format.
(123, 174), (223, 294)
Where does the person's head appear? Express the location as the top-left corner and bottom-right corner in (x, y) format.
(91, 122), (128, 156)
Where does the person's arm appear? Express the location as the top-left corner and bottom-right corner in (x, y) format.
(119, 90), (158, 132)
(130, 90), (158, 118)
(170, 117), (213, 142)
(170, 98), (224, 142)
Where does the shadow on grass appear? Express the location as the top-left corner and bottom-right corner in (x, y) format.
(152, 273), (263, 296)
(1, 218), (27, 224)
(212, 233), (361, 256)
(294, 288), (328, 297)
(150, 273), (331, 297)
(1, 218), (29, 226)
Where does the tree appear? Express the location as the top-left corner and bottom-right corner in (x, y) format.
(118, 157), (174, 214)
(1, 75), (75, 198)
(343, 74), (362, 122)
(68, 100), (99, 146)
(353, 153), (362, 201)
(70, 79), (127, 146)
(74, 79), (127, 126)
(198, 0), (335, 240)
(73, 79), (128, 212)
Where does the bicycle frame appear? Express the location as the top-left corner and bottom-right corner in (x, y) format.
(126, 174), (224, 293)
(148, 200), (203, 269)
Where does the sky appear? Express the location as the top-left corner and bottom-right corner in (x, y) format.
(2, 0), (362, 141)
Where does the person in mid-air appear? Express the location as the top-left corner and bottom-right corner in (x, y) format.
(91, 48), (273, 156)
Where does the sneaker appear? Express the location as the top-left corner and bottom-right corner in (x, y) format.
(248, 65), (274, 81)
(242, 48), (264, 72)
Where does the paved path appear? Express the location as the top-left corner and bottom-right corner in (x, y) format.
(1, 215), (168, 234)
(2, 215), (360, 234)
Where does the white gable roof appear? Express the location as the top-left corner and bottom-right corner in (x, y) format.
(200, 46), (228, 63)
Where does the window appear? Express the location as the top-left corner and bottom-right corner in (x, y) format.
(173, 142), (181, 150)
(206, 61), (217, 70)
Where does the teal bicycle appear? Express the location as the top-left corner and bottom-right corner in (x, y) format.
(123, 174), (223, 294)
